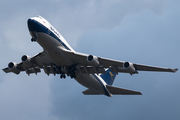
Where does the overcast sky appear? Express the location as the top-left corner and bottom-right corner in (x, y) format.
(0, 0), (180, 120)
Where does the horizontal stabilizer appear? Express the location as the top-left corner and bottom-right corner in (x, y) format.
(83, 89), (103, 95)
(83, 86), (142, 96)
(106, 85), (142, 95)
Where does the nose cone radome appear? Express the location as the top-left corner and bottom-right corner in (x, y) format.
(27, 17), (47, 33)
(27, 18), (37, 32)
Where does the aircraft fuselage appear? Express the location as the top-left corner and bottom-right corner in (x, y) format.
(27, 16), (111, 96)
(4, 16), (176, 97)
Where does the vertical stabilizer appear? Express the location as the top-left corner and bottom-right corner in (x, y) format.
(100, 68), (116, 85)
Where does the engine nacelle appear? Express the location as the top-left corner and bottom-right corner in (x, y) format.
(123, 62), (137, 75)
(8, 62), (20, 74)
(87, 55), (99, 67)
(21, 55), (33, 68)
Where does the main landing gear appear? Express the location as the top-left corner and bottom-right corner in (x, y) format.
(49, 64), (78, 79)
(60, 74), (66, 79)
(60, 65), (78, 79)
(60, 73), (76, 79)
(70, 72), (76, 79)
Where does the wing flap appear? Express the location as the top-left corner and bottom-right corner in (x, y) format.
(26, 67), (41, 74)
(80, 66), (106, 74)
(106, 85), (142, 95)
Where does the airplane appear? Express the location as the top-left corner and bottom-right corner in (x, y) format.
(3, 16), (178, 97)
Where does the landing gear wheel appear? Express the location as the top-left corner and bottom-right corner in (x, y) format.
(63, 74), (66, 78)
(31, 38), (36, 42)
(60, 74), (66, 79)
(70, 74), (76, 79)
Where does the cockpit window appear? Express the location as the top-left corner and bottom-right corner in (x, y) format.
(37, 15), (43, 19)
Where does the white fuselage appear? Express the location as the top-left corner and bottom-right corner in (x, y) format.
(28, 16), (111, 97)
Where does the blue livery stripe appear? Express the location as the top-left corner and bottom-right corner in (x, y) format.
(28, 19), (71, 51)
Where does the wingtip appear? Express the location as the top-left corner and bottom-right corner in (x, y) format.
(172, 68), (178, 73)
(2, 68), (9, 73)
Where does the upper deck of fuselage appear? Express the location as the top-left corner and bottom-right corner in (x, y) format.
(28, 16), (51, 33)
(27, 16), (74, 52)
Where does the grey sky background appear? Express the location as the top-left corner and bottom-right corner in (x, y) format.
(0, 0), (180, 120)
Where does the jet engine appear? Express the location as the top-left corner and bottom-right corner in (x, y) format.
(21, 55), (33, 68)
(123, 62), (137, 75)
(87, 55), (99, 67)
(8, 62), (20, 74)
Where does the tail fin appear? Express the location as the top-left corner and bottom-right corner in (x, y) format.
(100, 68), (116, 85)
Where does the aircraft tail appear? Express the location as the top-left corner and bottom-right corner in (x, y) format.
(100, 68), (116, 85)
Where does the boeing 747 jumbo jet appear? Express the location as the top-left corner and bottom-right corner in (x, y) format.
(3, 16), (178, 97)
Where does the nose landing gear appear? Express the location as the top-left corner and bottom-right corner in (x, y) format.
(30, 31), (38, 42)
(31, 38), (37, 42)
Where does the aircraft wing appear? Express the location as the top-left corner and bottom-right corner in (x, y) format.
(3, 51), (57, 75)
(133, 63), (178, 72)
(62, 50), (178, 74)
(3, 48), (178, 75)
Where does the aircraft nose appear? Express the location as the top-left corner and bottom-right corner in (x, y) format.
(27, 18), (46, 33)
(27, 18), (37, 32)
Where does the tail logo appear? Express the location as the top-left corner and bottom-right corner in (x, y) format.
(109, 71), (114, 80)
